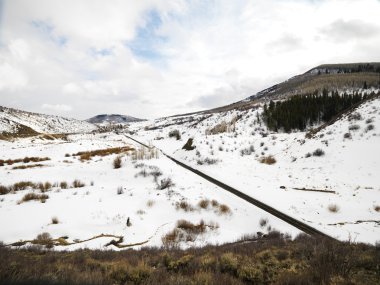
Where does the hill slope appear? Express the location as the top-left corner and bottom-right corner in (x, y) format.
(0, 106), (97, 136)
(87, 114), (146, 124)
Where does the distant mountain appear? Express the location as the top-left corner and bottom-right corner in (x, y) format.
(86, 114), (146, 124)
(0, 106), (98, 137)
(244, 62), (380, 102)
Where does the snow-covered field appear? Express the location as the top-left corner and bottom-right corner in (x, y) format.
(131, 96), (380, 244)
(0, 133), (300, 250)
(1, 96), (379, 250)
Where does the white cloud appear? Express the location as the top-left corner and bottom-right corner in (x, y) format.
(41, 103), (72, 112)
(0, 0), (380, 119)
(0, 62), (28, 91)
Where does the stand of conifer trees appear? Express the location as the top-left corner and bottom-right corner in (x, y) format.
(262, 89), (366, 132)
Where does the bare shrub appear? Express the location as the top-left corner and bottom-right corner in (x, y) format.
(198, 199), (210, 209)
(113, 156), (122, 169)
(34, 232), (53, 248)
(168, 129), (181, 140)
(117, 186), (124, 195)
(12, 181), (36, 191)
(348, 112), (362, 121)
(12, 164), (44, 170)
(149, 167), (163, 182)
(312, 148), (325, 157)
(259, 218), (268, 228)
(343, 132), (352, 139)
(73, 146), (134, 161)
(176, 201), (194, 212)
(196, 157), (218, 165)
(157, 178), (175, 190)
(366, 124), (374, 132)
(328, 204), (340, 213)
(259, 155), (276, 165)
(60, 181), (68, 189)
(240, 145), (255, 156)
(135, 169), (148, 178)
(206, 121), (228, 135)
(20, 193), (49, 203)
(162, 228), (182, 248)
(218, 204), (231, 215)
(0, 185), (10, 195)
(51, 217), (59, 224)
(348, 124), (360, 131)
(211, 199), (219, 207)
(72, 180), (85, 188)
(373, 205), (380, 212)
(305, 152), (312, 158)
(147, 200), (155, 207)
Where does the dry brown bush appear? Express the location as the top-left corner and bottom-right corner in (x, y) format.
(20, 193), (49, 203)
(218, 204), (232, 215)
(328, 204), (340, 213)
(113, 156), (122, 169)
(259, 155), (276, 165)
(175, 201), (194, 212)
(198, 199), (210, 209)
(73, 146), (134, 161)
(72, 180), (85, 188)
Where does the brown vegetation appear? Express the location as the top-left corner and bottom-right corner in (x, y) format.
(19, 193), (49, 204)
(0, 156), (50, 166)
(1, 233), (378, 285)
(12, 164), (45, 170)
(259, 155), (276, 165)
(72, 146), (134, 161)
(113, 156), (123, 169)
(328, 204), (340, 213)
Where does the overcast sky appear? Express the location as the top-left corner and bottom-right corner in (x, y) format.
(1, 0), (380, 119)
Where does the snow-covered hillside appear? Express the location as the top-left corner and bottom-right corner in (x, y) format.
(0, 106), (98, 135)
(130, 95), (380, 244)
(87, 114), (146, 125)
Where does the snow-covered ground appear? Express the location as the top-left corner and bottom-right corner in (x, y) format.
(1, 96), (379, 249)
(131, 96), (380, 244)
(0, 132), (300, 250)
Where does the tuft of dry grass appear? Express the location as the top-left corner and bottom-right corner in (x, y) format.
(259, 155), (276, 165)
(198, 199), (210, 209)
(12, 164), (45, 170)
(51, 217), (59, 224)
(211, 200), (219, 207)
(176, 201), (194, 212)
(117, 186), (124, 195)
(19, 193), (49, 204)
(328, 204), (340, 213)
(259, 218), (268, 228)
(0, 157), (50, 167)
(72, 180), (85, 188)
(113, 156), (122, 169)
(73, 146), (134, 161)
(373, 205), (380, 212)
(60, 181), (68, 189)
(218, 204), (232, 215)
(147, 200), (155, 207)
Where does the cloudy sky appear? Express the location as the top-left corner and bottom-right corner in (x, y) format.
(0, 0), (380, 119)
